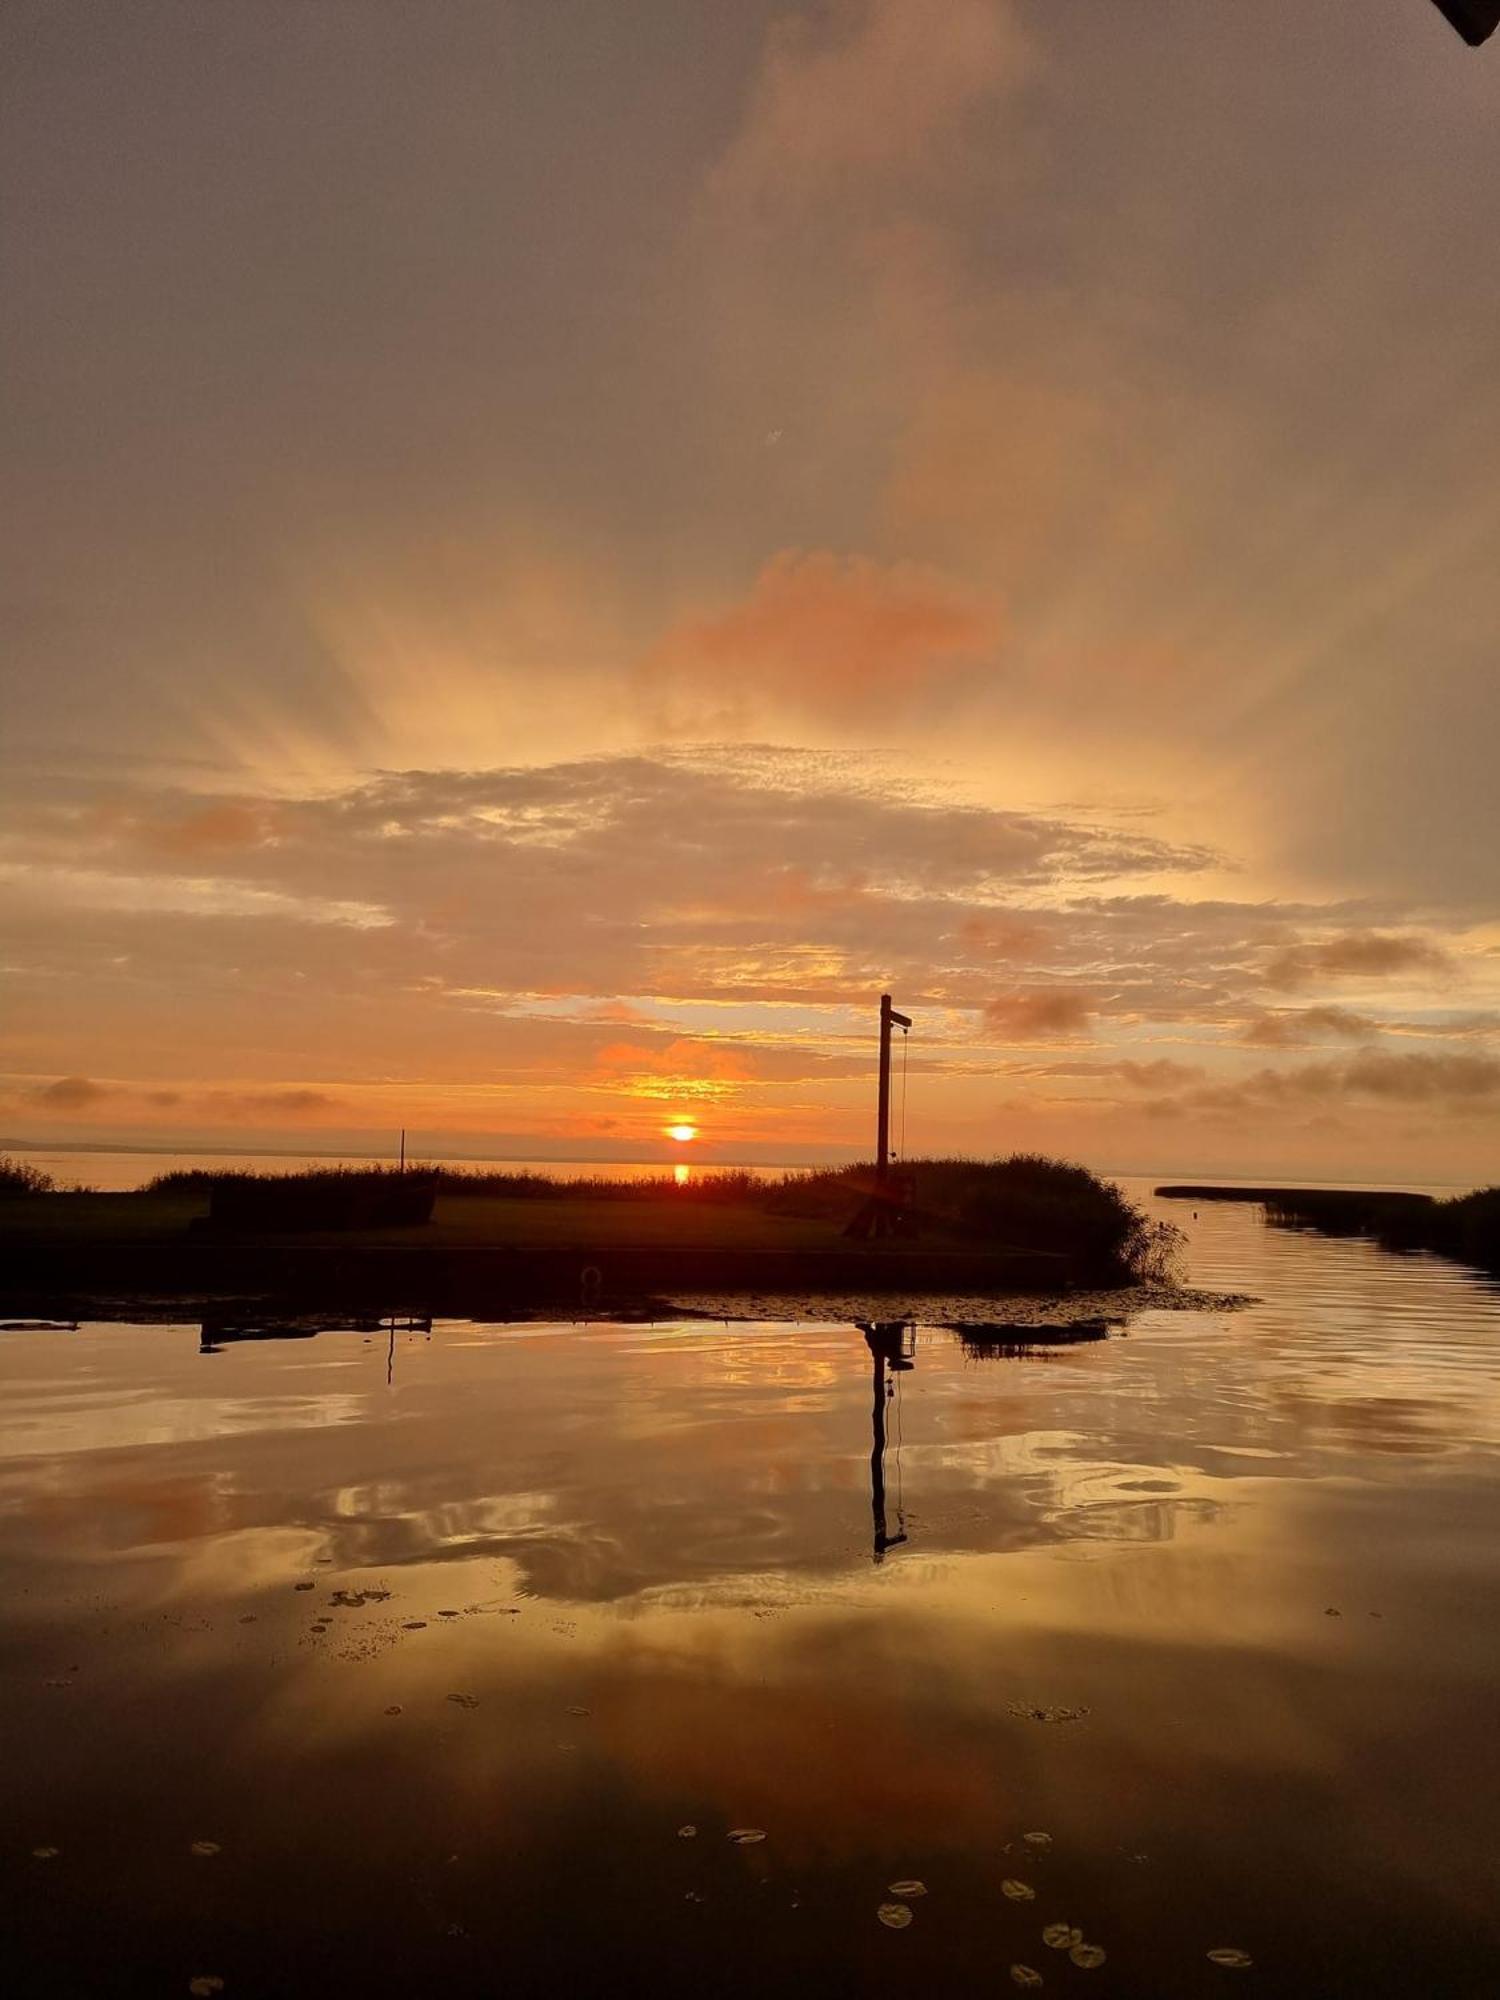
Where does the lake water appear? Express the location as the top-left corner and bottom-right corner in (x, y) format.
(3, 1193), (1499, 1995)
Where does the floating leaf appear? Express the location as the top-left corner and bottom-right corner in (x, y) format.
(446, 1692), (480, 1710)
(888, 1879), (927, 1898)
(677, 1824), (698, 1839)
(32, 1846), (60, 1860)
(1043, 1924), (1082, 1951)
(728, 1827), (766, 1845)
(189, 1841), (221, 1858)
(1010, 1966), (1043, 1988)
(401, 1621), (426, 1631)
(384, 1705), (403, 1717)
(1070, 1943), (1106, 1969)
(188, 1981), (224, 1997)
(566, 1705), (591, 1717)
(1002, 1879), (1035, 1901)
(877, 1902), (913, 1929)
(1208, 1947), (1254, 1968)
(1023, 1831), (1052, 1848)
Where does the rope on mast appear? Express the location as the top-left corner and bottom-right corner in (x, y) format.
(897, 1022), (910, 1162)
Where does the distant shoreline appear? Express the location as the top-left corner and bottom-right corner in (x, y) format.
(1157, 1184), (1499, 1279)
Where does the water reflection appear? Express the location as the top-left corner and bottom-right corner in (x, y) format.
(4, 1197), (1500, 1995)
(860, 1322), (912, 1560)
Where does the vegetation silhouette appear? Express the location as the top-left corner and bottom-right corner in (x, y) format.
(1160, 1183), (1500, 1278)
(140, 1153), (1179, 1284)
(0, 1156), (60, 1197)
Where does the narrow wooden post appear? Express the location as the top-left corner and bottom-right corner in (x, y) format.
(876, 993), (911, 1188)
(847, 994), (912, 1239)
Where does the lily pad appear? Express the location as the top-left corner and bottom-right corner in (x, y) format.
(1043, 1924), (1082, 1951)
(384, 1705), (403, 1717)
(888, 1879), (927, 1898)
(189, 1841), (221, 1858)
(728, 1828), (766, 1845)
(566, 1705), (591, 1717)
(293, 1581), (315, 1592)
(1010, 1966), (1043, 1988)
(32, 1846), (60, 1860)
(1022, 1830), (1052, 1848)
(1208, 1947), (1254, 1968)
(877, 1902), (913, 1929)
(677, 1825), (697, 1839)
(446, 1693), (480, 1710)
(1001, 1879), (1035, 1901)
(1070, 1943), (1106, 1969)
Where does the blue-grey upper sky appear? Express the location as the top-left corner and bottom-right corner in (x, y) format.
(4, 1), (1498, 1176)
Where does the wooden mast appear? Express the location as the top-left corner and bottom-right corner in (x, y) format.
(847, 993), (912, 1238)
(876, 992), (911, 1189)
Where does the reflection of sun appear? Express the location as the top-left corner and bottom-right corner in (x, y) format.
(666, 1122), (699, 1143)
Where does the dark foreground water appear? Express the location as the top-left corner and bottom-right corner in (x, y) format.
(3, 1199), (1500, 1997)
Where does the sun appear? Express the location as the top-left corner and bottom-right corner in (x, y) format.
(665, 1122), (699, 1143)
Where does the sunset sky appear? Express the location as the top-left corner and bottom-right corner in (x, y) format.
(4, 0), (1499, 1181)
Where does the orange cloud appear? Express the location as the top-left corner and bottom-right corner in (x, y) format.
(639, 549), (1002, 728)
(595, 1038), (756, 1084)
(1240, 1005), (1378, 1047)
(985, 990), (1095, 1041)
(32, 1074), (113, 1109)
(1263, 933), (1451, 990)
(138, 802), (275, 856)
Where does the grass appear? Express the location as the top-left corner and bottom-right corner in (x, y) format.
(1264, 1185), (1500, 1276)
(1159, 1180), (1500, 1278)
(1, 1153), (1177, 1284)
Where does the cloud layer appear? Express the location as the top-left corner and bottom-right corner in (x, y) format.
(3, 749), (1495, 1176)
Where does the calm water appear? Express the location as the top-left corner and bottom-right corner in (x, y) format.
(3, 1196), (1500, 1995)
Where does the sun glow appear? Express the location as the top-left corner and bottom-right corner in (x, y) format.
(666, 1122), (699, 1143)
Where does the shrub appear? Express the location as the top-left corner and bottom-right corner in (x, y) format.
(770, 1153), (1181, 1284)
(0, 1155), (57, 1196)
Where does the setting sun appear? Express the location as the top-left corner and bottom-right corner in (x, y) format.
(665, 1122), (699, 1143)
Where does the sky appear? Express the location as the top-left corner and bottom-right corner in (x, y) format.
(3, 0), (1499, 1182)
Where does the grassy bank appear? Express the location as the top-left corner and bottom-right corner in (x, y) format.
(1158, 1183), (1500, 1277)
(0, 1153), (1178, 1312)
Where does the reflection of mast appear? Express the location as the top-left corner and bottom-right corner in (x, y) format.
(860, 1322), (913, 1561)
